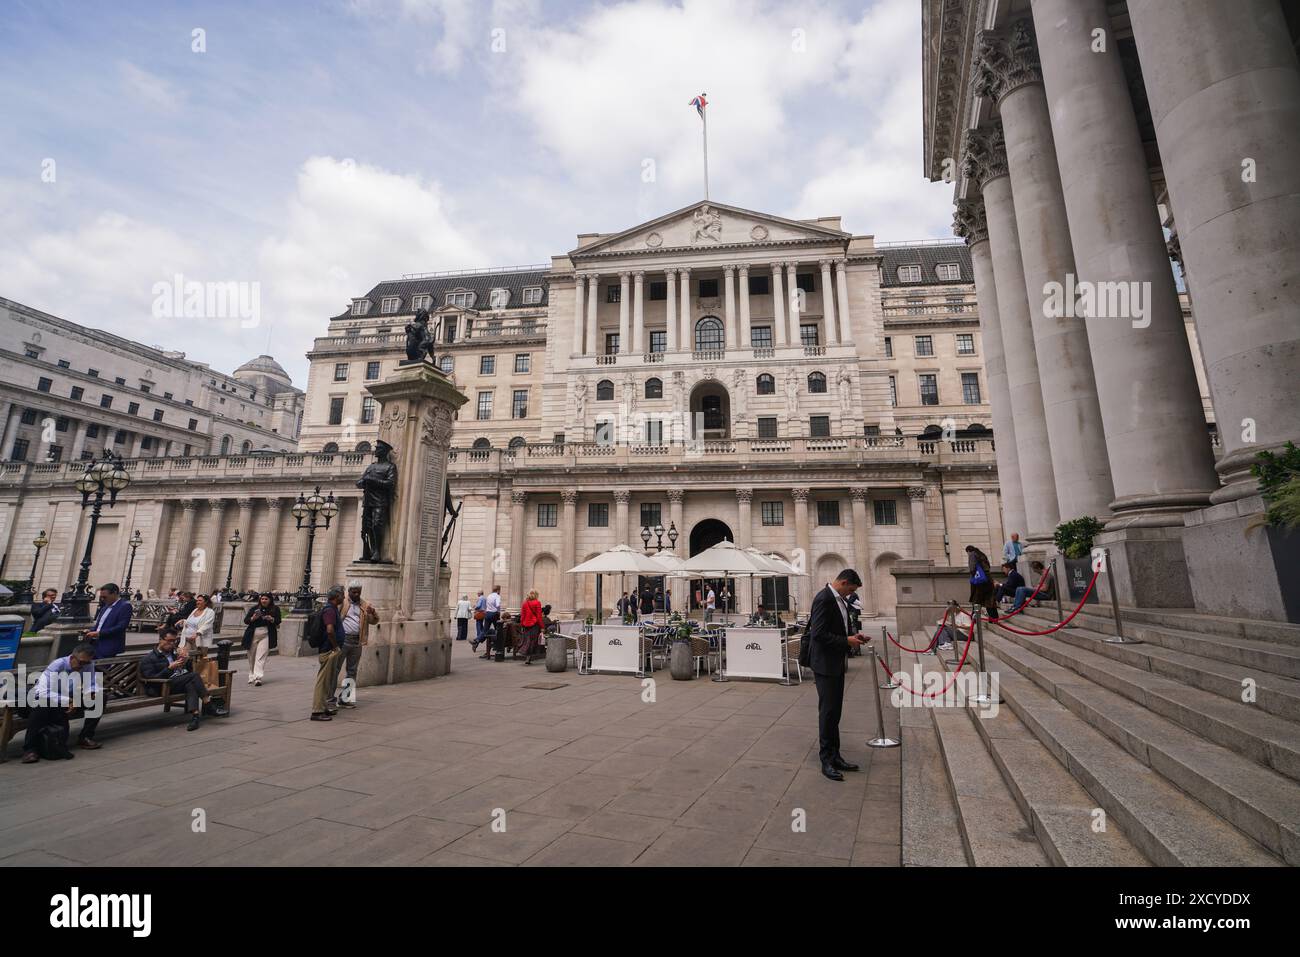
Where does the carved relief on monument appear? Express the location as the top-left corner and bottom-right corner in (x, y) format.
(378, 404), (408, 447)
(690, 205), (723, 244)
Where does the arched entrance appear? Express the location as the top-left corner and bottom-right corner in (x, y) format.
(689, 381), (731, 439)
(688, 518), (735, 613)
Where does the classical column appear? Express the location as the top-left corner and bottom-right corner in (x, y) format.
(954, 199), (1028, 542)
(69, 420), (90, 460)
(614, 489), (630, 547)
(737, 265), (752, 348)
(791, 488), (812, 610)
(907, 487), (929, 560)
(560, 489), (578, 614)
(129, 433), (145, 458)
(975, 20), (1115, 521)
(785, 263), (802, 345)
(849, 487), (876, 616)
(585, 274), (600, 356)
(232, 498), (255, 591)
(201, 499), (226, 594)
(572, 272), (586, 356)
(734, 488), (752, 548)
(0, 405), (19, 459)
(508, 489), (527, 607)
(260, 499), (284, 591)
(771, 263), (787, 346)
(964, 123), (1060, 543)
(819, 259), (838, 346)
(173, 501), (198, 590)
(835, 260), (852, 344)
(723, 266), (737, 347)
(678, 269), (692, 349)
(318, 498), (342, 592)
(665, 269), (679, 352)
(1033, 0), (1217, 532)
(618, 273), (631, 354)
(1128, 0), (1300, 503)
(668, 488), (684, 546)
(632, 271), (645, 354)
(145, 500), (174, 594)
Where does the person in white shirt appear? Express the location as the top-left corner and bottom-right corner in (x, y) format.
(705, 586), (716, 623)
(483, 586), (503, 655)
(454, 594), (472, 642)
(180, 593), (216, 651)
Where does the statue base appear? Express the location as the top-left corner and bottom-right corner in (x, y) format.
(341, 562), (452, 686)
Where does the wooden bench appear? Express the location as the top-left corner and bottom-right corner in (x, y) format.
(0, 655), (236, 762)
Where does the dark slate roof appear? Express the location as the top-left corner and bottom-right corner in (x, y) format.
(878, 244), (972, 287)
(333, 269), (551, 320)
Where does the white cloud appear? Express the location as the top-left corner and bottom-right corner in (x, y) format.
(118, 61), (182, 111)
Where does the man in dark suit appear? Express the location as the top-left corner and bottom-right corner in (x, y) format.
(29, 589), (61, 631)
(81, 583), (131, 659)
(806, 569), (865, 781)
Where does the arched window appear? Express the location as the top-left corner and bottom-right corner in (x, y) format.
(438, 355), (454, 374)
(695, 316), (724, 352)
(219, 435), (231, 455)
(322, 442), (339, 453)
(508, 436), (526, 449)
(756, 373), (775, 395)
(807, 372), (827, 394)
(355, 441), (372, 453)
(596, 379), (614, 401)
(472, 437), (491, 449)
(240, 440), (252, 454)
(644, 377), (663, 399)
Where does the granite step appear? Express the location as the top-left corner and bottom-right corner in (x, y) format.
(991, 618), (1300, 782)
(1047, 603), (1300, 648)
(986, 634), (1296, 865)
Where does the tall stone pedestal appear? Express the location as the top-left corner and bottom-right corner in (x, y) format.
(1180, 496), (1300, 623)
(345, 360), (466, 686)
(1093, 526), (1196, 610)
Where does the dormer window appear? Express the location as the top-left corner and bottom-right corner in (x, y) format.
(488, 288), (510, 309)
(381, 297), (400, 314)
(898, 265), (922, 283)
(523, 286), (543, 305)
(936, 263), (961, 281)
(351, 299), (371, 316)
(446, 289), (476, 308)
(412, 294), (432, 311)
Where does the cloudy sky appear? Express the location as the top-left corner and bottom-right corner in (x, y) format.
(0, 0), (956, 384)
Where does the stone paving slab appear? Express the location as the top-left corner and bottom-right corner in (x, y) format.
(1, 636), (902, 866)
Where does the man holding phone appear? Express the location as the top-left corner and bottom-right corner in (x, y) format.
(806, 569), (866, 781)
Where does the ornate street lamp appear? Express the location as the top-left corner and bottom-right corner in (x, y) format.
(292, 486), (337, 613)
(122, 529), (143, 597)
(222, 529), (242, 600)
(16, 530), (49, 605)
(639, 521), (678, 554)
(61, 450), (130, 621)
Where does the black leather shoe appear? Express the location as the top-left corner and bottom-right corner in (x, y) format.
(832, 756), (860, 772)
(187, 715), (201, 732)
(820, 762), (844, 782)
(208, 704), (229, 718)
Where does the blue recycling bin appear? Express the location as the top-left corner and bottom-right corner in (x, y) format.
(0, 618), (22, 673)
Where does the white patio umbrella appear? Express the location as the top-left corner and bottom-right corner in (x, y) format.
(678, 541), (773, 619)
(566, 545), (667, 622)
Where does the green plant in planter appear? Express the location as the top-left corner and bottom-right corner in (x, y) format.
(623, 611), (636, 625)
(674, 620), (693, 642)
(1053, 516), (1105, 560)
(584, 615), (594, 626)
(1248, 442), (1300, 532)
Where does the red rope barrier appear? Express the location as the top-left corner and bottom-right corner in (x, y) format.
(985, 567), (1053, 622)
(988, 570), (1100, 636)
(884, 604), (952, 653)
(876, 617), (977, 699)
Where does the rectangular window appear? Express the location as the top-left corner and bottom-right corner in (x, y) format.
(361, 396), (377, 424)
(412, 294), (432, 311)
(113, 429), (126, 444)
(864, 424), (880, 437)
(57, 359), (70, 369)
(962, 372), (982, 404)
(648, 281), (667, 301)
(796, 273), (815, 293)
(523, 286), (543, 305)
(140, 384), (151, 394)
(898, 265), (922, 283)
(140, 437), (153, 451)
(11, 439), (29, 461)
(883, 336), (893, 358)
(152, 409), (164, 422)
(919, 374), (939, 406)
(381, 297), (400, 314)
(24, 348), (39, 360)
(594, 419), (613, 445)
(55, 416), (69, 432)
(127, 401), (139, 416)
(914, 335), (934, 357)
(537, 503), (558, 528)
(606, 285), (621, 304)
(351, 300), (370, 316)
(37, 377), (52, 393)
(761, 501), (784, 526)
(163, 391), (173, 400)
(70, 386), (84, 401)
(809, 415), (831, 437)
(514, 354), (530, 373)
(588, 502), (609, 527)
(446, 291), (474, 308)
(748, 274), (770, 296)
(817, 500), (841, 526)
(698, 278), (719, 298)
(512, 389), (528, 419)
(936, 262), (961, 281)
(645, 419), (663, 445)
(333, 363), (348, 382)
(889, 375), (897, 407)
(751, 326), (773, 349)
(874, 500), (898, 525)
(20, 409), (38, 425)
(649, 331), (666, 354)
(800, 324), (819, 347)
(86, 424), (100, 439)
(100, 395), (113, 409)
(366, 361), (381, 380)
(328, 397), (345, 425)
(640, 503), (662, 528)
(480, 355), (496, 375)
(188, 418), (198, 431)
(956, 333), (975, 355)
(443, 317), (458, 343)
(477, 392), (493, 420)
(88, 368), (99, 378)
(45, 445), (62, 462)
(114, 376), (126, 385)
(757, 416), (778, 439)
(605, 333), (620, 355)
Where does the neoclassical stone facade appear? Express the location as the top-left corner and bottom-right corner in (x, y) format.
(926, 0), (1300, 619)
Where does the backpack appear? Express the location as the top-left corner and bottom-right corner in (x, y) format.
(37, 722), (74, 760)
(304, 608), (327, 648)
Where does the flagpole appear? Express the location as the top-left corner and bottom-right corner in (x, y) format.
(702, 107), (710, 200)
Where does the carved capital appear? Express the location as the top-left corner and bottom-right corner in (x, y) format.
(972, 19), (1042, 105)
(511, 489), (528, 506)
(613, 489), (631, 505)
(667, 488), (684, 504)
(819, 258), (834, 269)
(267, 499), (284, 512)
(236, 498), (254, 510)
(791, 487), (810, 503)
(850, 487), (870, 503)
(735, 487), (753, 504)
(952, 198), (989, 246)
(633, 270), (645, 282)
(723, 264), (735, 277)
(208, 499), (226, 512)
(907, 486), (928, 501)
(561, 489), (579, 505)
(619, 271), (632, 282)
(961, 123), (1008, 188)
(678, 267), (691, 279)
(181, 501), (198, 511)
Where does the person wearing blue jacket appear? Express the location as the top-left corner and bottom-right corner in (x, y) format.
(81, 583), (132, 659)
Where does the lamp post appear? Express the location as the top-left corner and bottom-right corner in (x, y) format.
(16, 530), (49, 605)
(639, 521), (677, 554)
(222, 530), (242, 600)
(292, 487), (337, 613)
(61, 450), (130, 621)
(122, 529), (143, 596)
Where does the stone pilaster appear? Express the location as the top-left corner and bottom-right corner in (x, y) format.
(907, 486), (929, 560)
(792, 487), (811, 610)
(618, 272), (631, 355)
(770, 263), (787, 346)
(819, 259), (838, 345)
(572, 272), (586, 356)
(560, 488), (578, 614)
(850, 487), (876, 616)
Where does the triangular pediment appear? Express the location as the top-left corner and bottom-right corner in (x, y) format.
(571, 201), (848, 259)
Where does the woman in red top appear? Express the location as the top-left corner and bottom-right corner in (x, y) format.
(520, 590), (544, 664)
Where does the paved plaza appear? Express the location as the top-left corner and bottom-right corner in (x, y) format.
(0, 637), (901, 867)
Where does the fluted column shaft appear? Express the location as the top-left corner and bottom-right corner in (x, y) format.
(665, 270), (678, 352)
(723, 266), (737, 347)
(201, 500), (226, 594)
(614, 490), (630, 548)
(585, 274), (600, 356)
(785, 263), (802, 344)
(820, 260), (838, 345)
(561, 490), (578, 614)
(618, 273), (631, 354)
(792, 488), (812, 611)
(632, 272), (645, 354)
(835, 261), (852, 343)
(738, 266), (751, 347)
(572, 273), (586, 356)
(174, 501), (198, 591)
(260, 499), (284, 591)
(508, 490), (526, 608)
(771, 264), (787, 346)
(850, 488), (875, 616)
(678, 270), (692, 350)
(232, 499), (255, 590)
(907, 487), (929, 560)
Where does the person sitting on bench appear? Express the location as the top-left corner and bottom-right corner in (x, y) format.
(140, 629), (228, 732)
(21, 642), (103, 763)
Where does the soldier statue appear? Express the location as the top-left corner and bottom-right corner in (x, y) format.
(356, 440), (398, 562)
(404, 308), (437, 363)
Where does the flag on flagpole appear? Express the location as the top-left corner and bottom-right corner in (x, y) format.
(689, 93), (707, 119)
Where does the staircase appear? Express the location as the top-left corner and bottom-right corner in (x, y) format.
(893, 603), (1300, 866)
